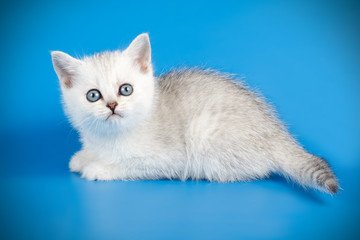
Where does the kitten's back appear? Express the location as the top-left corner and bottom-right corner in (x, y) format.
(156, 69), (338, 193)
(157, 69), (281, 134)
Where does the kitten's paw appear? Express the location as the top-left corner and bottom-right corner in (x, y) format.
(69, 151), (93, 173)
(81, 162), (119, 181)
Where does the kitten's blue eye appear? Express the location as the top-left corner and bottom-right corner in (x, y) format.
(119, 84), (133, 96)
(86, 89), (102, 102)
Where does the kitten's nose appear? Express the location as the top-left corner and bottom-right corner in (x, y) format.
(106, 102), (118, 112)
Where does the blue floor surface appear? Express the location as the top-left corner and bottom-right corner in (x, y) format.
(1, 124), (359, 240)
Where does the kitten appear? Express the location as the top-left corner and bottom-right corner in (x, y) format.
(51, 33), (339, 194)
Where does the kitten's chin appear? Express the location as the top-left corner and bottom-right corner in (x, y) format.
(76, 114), (124, 137)
(92, 118), (124, 137)
(103, 114), (124, 129)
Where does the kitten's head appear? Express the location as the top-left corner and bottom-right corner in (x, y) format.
(51, 33), (155, 136)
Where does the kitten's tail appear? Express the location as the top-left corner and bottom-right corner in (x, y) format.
(277, 152), (339, 194)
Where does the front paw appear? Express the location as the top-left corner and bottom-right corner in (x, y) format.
(69, 151), (92, 173)
(81, 162), (119, 181)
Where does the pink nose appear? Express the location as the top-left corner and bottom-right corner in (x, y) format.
(106, 102), (118, 111)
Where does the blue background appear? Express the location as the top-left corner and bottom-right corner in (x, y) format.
(1, 0), (359, 239)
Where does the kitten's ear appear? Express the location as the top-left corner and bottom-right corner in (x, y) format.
(51, 51), (81, 88)
(124, 33), (152, 73)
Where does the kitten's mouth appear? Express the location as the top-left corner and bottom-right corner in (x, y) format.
(106, 113), (123, 121)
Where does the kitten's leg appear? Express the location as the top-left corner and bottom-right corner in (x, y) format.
(69, 150), (95, 173)
(80, 156), (179, 181)
(80, 161), (122, 181)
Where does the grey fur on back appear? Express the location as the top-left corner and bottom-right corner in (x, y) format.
(154, 68), (338, 193)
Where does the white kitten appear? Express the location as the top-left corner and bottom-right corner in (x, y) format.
(51, 33), (338, 194)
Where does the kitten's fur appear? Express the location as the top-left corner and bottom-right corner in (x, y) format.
(51, 33), (338, 194)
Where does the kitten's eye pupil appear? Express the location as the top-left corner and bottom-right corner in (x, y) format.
(119, 84), (133, 96)
(86, 89), (102, 102)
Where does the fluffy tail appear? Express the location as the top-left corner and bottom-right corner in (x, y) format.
(277, 151), (339, 194)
